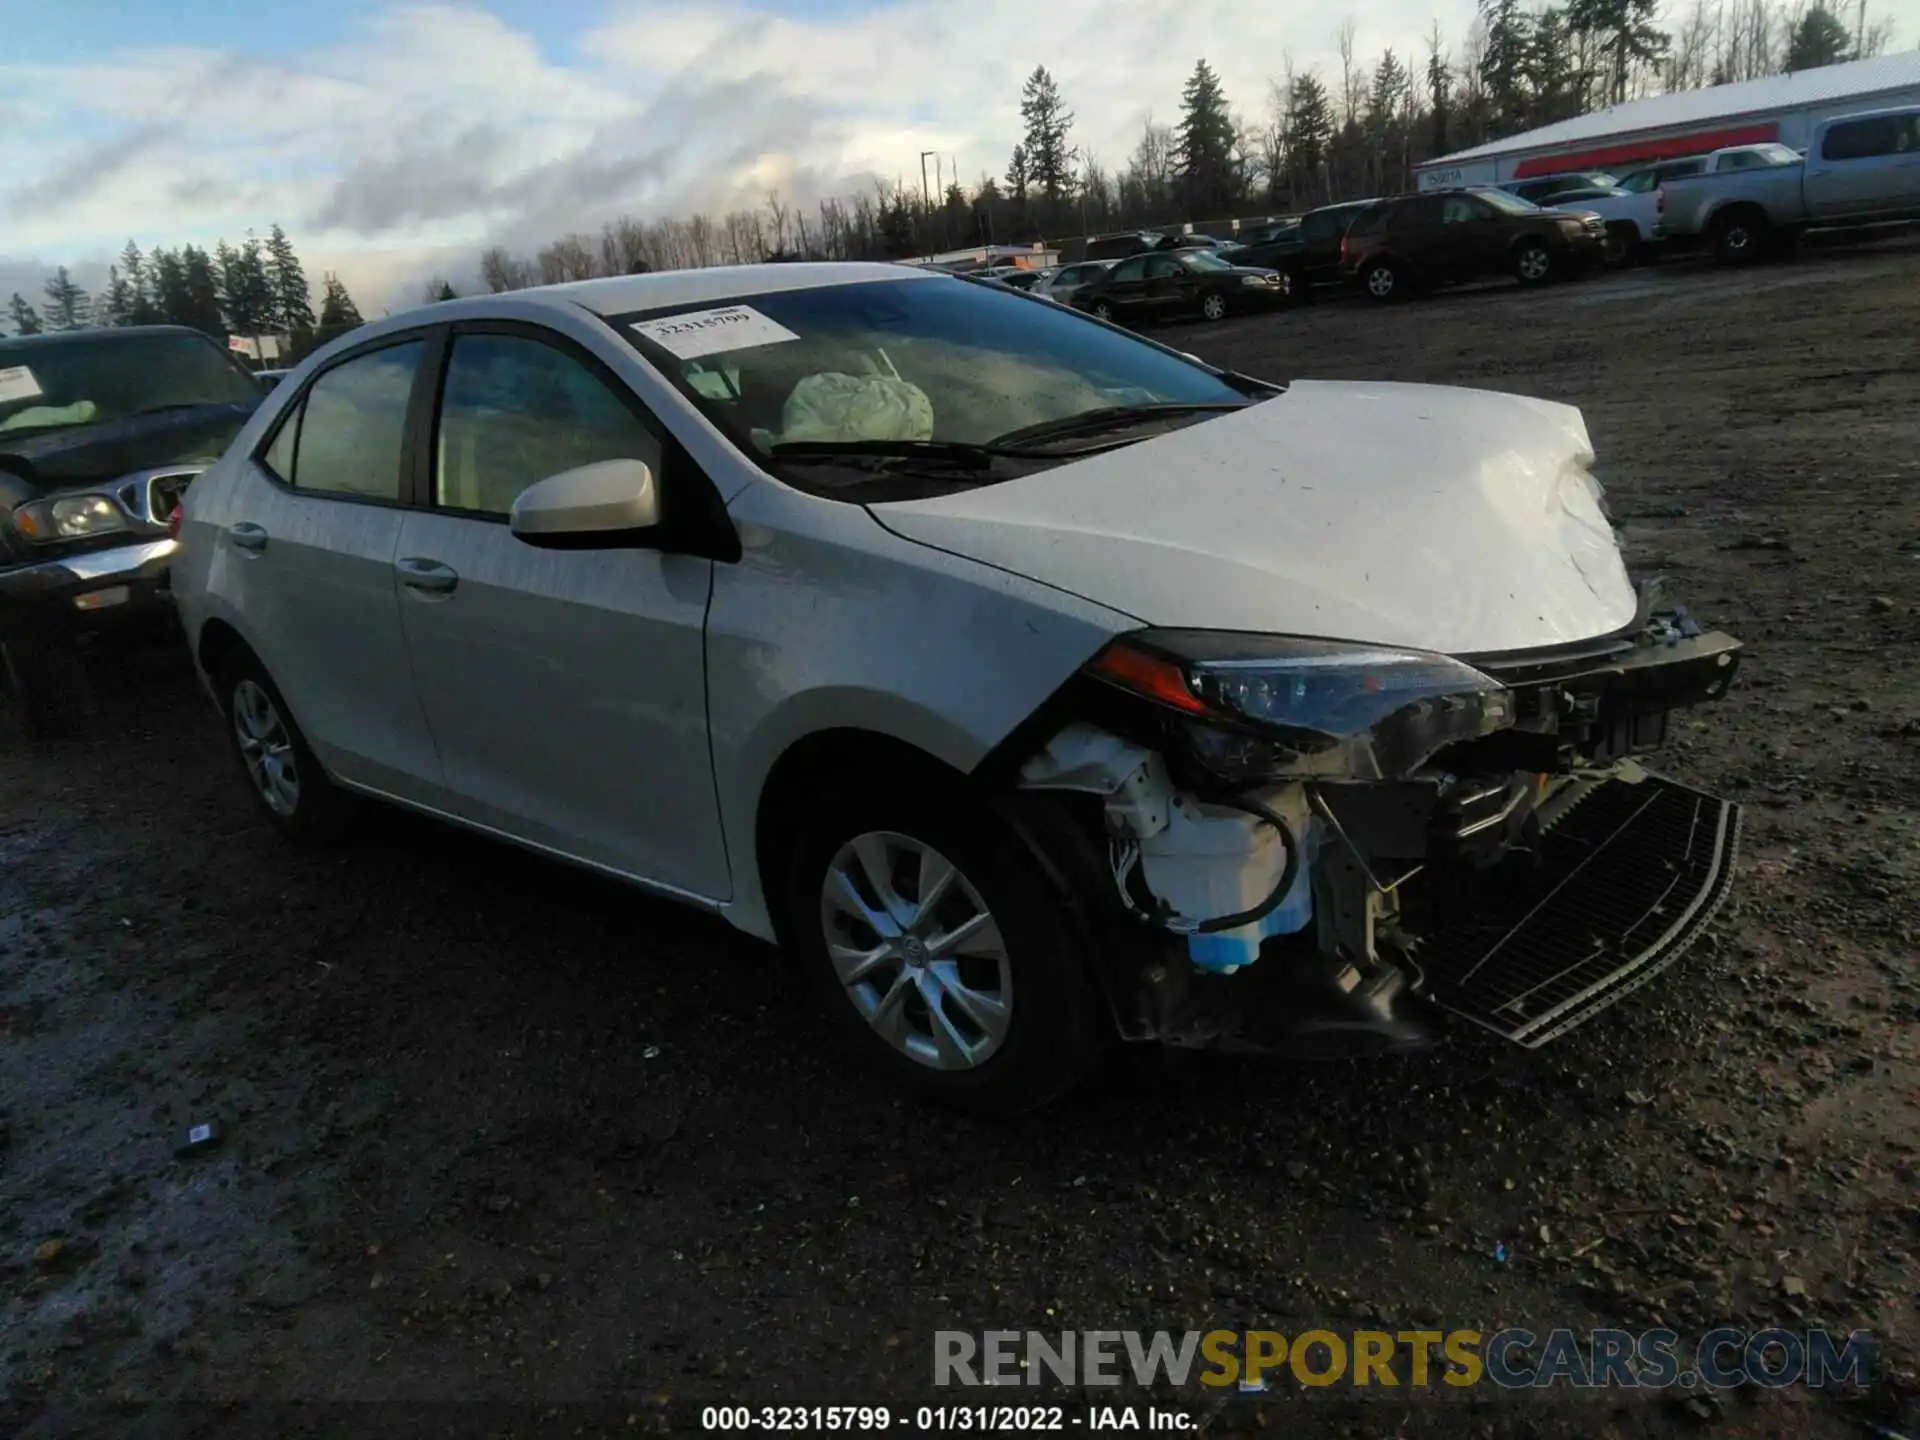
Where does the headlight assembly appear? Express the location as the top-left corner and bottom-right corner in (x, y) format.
(13, 493), (131, 543)
(1088, 630), (1516, 781)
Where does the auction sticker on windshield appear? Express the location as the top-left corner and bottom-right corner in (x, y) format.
(0, 366), (45, 404)
(632, 306), (800, 361)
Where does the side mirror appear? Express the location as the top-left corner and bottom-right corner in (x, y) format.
(510, 458), (661, 549)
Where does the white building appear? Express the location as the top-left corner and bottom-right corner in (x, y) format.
(1415, 51), (1920, 190)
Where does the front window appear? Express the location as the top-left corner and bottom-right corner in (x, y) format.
(1472, 188), (1541, 215)
(0, 330), (261, 437)
(619, 277), (1256, 496)
(1177, 251), (1235, 273)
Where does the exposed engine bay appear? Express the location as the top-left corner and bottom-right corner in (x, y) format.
(1006, 582), (1745, 1058)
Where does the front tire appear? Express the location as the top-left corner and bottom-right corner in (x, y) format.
(217, 652), (353, 842)
(785, 783), (1099, 1115)
(1200, 292), (1228, 321)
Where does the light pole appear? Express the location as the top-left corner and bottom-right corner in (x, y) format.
(919, 151), (937, 257)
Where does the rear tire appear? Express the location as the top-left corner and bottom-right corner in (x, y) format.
(1361, 260), (1401, 302)
(216, 650), (354, 842)
(783, 776), (1100, 1116)
(0, 625), (91, 739)
(1091, 300), (1115, 323)
(1513, 238), (1555, 285)
(1711, 207), (1771, 264)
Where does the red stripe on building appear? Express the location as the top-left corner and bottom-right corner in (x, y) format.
(1509, 121), (1781, 178)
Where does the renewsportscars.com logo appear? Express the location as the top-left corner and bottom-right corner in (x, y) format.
(934, 1328), (1874, 1392)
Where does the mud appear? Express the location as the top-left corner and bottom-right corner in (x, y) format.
(3, 239), (1917, 1438)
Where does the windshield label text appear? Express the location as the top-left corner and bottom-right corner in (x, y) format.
(632, 306), (800, 360)
(0, 365), (45, 404)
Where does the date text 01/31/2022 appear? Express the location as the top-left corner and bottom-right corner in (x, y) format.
(700, 1404), (1196, 1431)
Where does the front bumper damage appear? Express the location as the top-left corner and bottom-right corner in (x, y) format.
(1007, 600), (1745, 1058)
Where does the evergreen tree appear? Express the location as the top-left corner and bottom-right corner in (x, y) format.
(1174, 59), (1239, 218)
(119, 241), (161, 325)
(178, 246), (226, 336)
(1018, 66), (1076, 204)
(265, 224), (315, 334)
(1004, 144), (1030, 206)
(317, 274), (364, 331)
(150, 248), (189, 327)
(217, 234), (276, 338)
(102, 265), (135, 327)
(1529, 9), (1581, 124)
(1426, 42), (1453, 157)
(42, 267), (91, 331)
(1286, 73), (1336, 200)
(1567, 0), (1668, 105)
(1784, 6), (1853, 69)
(7, 294), (43, 336)
(1480, 0), (1535, 135)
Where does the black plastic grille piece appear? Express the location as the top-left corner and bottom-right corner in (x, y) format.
(1410, 774), (1741, 1047)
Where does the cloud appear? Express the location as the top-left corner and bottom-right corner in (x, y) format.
(16, 0), (1901, 311)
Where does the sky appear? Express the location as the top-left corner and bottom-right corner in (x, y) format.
(0, 0), (1912, 315)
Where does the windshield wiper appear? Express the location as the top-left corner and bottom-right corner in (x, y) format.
(989, 402), (1249, 451)
(126, 402), (236, 419)
(768, 438), (1017, 472)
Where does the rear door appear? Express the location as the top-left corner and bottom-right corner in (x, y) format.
(1099, 256), (1152, 316)
(387, 322), (728, 900)
(224, 336), (445, 801)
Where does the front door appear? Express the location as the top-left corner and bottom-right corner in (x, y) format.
(1142, 253), (1190, 318)
(1438, 195), (1503, 280)
(1099, 256), (1151, 318)
(225, 337), (445, 802)
(389, 326), (729, 900)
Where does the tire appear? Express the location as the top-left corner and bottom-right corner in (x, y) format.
(1513, 238), (1555, 285)
(784, 779), (1100, 1115)
(215, 650), (354, 842)
(1604, 223), (1639, 266)
(1361, 260), (1401, 302)
(1711, 207), (1771, 265)
(1091, 300), (1115, 323)
(1282, 268), (1308, 305)
(1200, 292), (1228, 321)
(0, 624), (91, 739)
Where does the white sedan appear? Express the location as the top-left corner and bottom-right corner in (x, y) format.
(174, 262), (1743, 1112)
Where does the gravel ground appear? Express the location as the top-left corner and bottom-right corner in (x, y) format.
(3, 239), (1917, 1440)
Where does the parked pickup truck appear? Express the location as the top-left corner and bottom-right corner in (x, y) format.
(1656, 109), (1920, 261)
(1, 325), (264, 735)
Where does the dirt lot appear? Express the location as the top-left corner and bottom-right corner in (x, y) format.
(3, 242), (1918, 1439)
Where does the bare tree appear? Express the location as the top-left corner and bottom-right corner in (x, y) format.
(478, 245), (534, 293)
(1337, 19), (1361, 123)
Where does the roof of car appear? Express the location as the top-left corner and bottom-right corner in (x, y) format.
(0, 323), (212, 350)
(534, 261), (937, 318)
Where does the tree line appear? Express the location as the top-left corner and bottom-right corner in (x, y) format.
(472, 0), (1895, 288)
(4, 227), (367, 361)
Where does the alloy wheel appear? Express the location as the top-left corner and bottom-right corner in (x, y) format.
(232, 678), (300, 816)
(1202, 293), (1227, 320)
(818, 830), (1013, 1071)
(1518, 245), (1551, 281)
(1366, 265), (1396, 299)
(1093, 302), (1114, 322)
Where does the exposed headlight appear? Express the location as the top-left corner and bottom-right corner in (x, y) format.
(13, 493), (131, 543)
(1088, 630), (1516, 781)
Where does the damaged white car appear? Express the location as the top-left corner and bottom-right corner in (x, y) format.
(173, 262), (1743, 1112)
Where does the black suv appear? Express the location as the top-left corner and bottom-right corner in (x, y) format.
(1233, 199), (1382, 299)
(1339, 188), (1608, 301)
(1, 326), (264, 733)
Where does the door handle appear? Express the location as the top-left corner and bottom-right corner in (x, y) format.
(228, 522), (268, 553)
(395, 557), (459, 595)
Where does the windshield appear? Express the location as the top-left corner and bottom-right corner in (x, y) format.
(1474, 188), (1541, 215)
(620, 277), (1253, 491)
(1179, 251), (1235, 273)
(0, 330), (261, 437)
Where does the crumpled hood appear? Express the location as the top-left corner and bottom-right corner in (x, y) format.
(869, 379), (1639, 655)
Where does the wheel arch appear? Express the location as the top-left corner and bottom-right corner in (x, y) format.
(194, 616), (256, 688)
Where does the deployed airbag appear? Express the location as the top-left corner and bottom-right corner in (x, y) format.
(779, 373), (934, 445)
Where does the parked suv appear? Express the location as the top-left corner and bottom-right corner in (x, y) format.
(1501, 171), (1618, 204)
(175, 264), (1742, 1113)
(1, 326), (263, 734)
(1341, 188), (1608, 300)
(1233, 199), (1381, 299)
